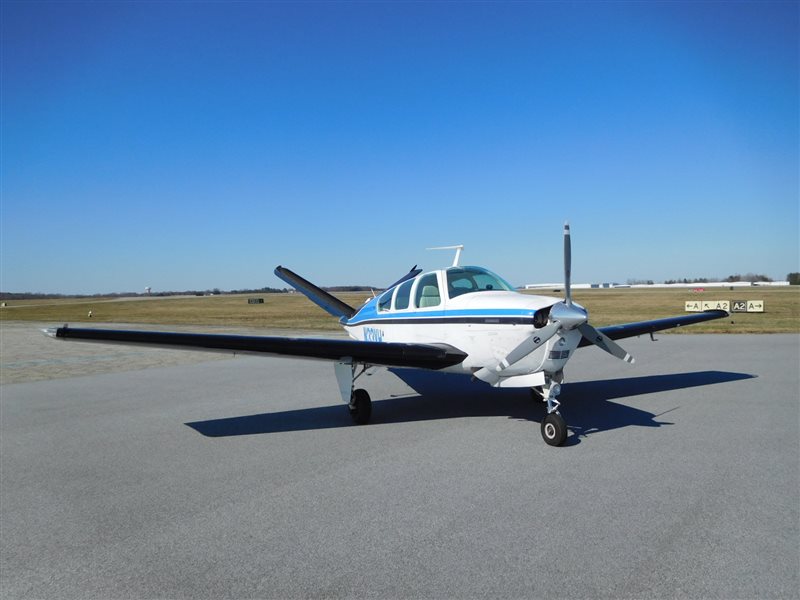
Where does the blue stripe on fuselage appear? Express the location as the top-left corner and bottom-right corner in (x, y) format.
(346, 307), (536, 326)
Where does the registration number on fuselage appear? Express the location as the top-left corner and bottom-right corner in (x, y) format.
(363, 327), (384, 342)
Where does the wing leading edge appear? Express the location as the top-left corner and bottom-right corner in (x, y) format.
(45, 327), (467, 370)
(578, 310), (728, 347)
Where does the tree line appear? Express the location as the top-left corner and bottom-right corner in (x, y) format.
(662, 273), (799, 285)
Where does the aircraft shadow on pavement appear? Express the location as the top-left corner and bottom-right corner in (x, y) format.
(185, 369), (754, 442)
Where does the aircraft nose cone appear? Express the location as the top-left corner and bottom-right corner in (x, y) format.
(549, 301), (588, 330)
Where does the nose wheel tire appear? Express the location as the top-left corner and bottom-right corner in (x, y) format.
(541, 411), (567, 446)
(348, 389), (372, 425)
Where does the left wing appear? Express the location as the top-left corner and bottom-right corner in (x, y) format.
(44, 326), (467, 370)
(578, 310), (728, 347)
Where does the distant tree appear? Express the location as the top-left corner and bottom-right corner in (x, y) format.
(788, 272), (800, 285)
(727, 273), (773, 283)
(664, 277), (722, 285)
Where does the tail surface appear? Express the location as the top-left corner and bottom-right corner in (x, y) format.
(274, 266), (357, 320)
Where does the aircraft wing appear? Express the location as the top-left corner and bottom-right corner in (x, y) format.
(578, 310), (728, 347)
(44, 326), (467, 370)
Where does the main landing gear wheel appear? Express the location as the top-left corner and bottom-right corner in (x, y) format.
(541, 412), (567, 446)
(348, 388), (372, 425)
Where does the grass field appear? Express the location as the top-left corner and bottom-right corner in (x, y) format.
(1, 287), (798, 333)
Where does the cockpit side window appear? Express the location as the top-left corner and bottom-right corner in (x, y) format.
(446, 267), (513, 299)
(378, 288), (394, 312)
(414, 273), (441, 308)
(394, 279), (413, 310)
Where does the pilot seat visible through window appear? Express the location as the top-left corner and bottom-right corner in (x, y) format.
(415, 273), (441, 308)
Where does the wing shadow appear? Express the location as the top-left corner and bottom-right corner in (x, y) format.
(558, 371), (756, 442)
(185, 369), (754, 441)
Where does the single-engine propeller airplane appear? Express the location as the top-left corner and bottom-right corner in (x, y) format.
(46, 224), (727, 446)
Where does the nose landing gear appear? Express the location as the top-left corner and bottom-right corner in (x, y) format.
(538, 374), (568, 446)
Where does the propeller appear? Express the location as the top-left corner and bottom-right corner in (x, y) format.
(475, 223), (634, 386)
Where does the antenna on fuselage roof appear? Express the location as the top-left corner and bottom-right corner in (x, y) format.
(427, 245), (464, 267)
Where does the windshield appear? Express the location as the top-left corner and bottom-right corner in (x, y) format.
(446, 266), (514, 299)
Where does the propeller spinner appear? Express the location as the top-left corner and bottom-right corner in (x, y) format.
(475, 223), (633, 386)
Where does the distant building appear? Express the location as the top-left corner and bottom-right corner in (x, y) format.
(524, 282), (625, 290)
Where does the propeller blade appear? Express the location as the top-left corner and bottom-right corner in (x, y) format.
(564, 222), (572, 307)
(577, 323), (635, 364)
(474, 322), (561, 385)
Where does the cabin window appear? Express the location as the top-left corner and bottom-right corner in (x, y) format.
(378, 289), (394, 312)
(394, 279), (413, 310)
(446, 266), (514, 299)
(414, 273), (441, 308)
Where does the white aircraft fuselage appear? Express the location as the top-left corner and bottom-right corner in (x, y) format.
(343, 266), (577, 388)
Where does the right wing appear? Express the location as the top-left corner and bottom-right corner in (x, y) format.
(44, 326), (467, 370)
(579, 310), (729, 346)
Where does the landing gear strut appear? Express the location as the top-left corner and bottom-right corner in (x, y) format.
(335, 359), (374, 425)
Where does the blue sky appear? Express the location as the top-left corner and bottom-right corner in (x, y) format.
(2, 1), (797, 293)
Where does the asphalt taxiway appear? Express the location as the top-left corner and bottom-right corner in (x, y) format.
(1, 327), (798, 599)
